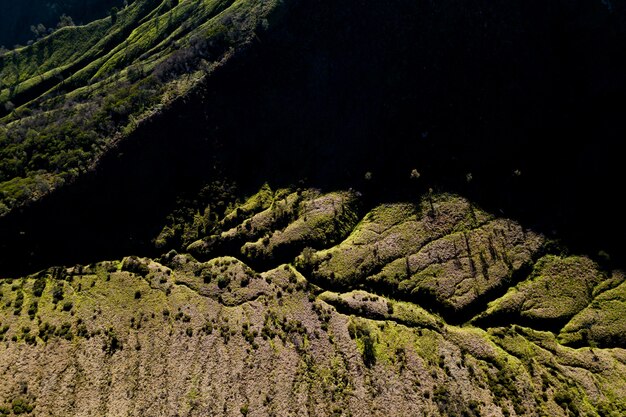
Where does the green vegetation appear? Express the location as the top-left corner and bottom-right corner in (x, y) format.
(560, 276), (626, 347)
(0, 186), (624, 415)
(481, 255), (605, 327)
(347, 318), (377, 367)
(0, 0), (287, 213)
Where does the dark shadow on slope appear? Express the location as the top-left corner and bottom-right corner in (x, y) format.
(1, 0), (626, 276)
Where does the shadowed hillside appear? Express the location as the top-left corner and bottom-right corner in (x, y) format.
(1, 0), (626, 276)
(1, 1), (626, 414)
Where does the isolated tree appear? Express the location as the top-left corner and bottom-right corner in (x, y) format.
(110, 7), (119, 24)
(56, 14), (74, 29)
(30, 24), (47, 39)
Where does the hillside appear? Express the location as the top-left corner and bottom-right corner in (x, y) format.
(0, 0), (124, 48)
(1, 0), (626, 273)
(1, 188), (626, 416)
(1, 0), (626, 415)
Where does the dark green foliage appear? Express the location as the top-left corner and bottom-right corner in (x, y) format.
(347, 319), (376, 367)
(110, 7), (119, 24)
(103, 328), (121, 354)
(217, 275), (231, 289)
(174, 311), (191, 322)
(134, 290), (141, 299)
(52, 283), (64, 303)
(241, 322), (258, 346)
(24, 333), (36, 345)
(62, 300), (73, 311)
(300, 247), (316, 274)
(38, 322), (56, 342)
(56, 322), (73, 340)
(201, 321), (213, 335)
(32, 277), (46, 297)
(554, 389), (576, 413)
(433, 385), (450, 413)
(122, 256), (149, 276)
(76, 324), (89, 338)
(362, 332), (376, 367)
(27, 301), (38, 319)
(154, 181), (237, 251)
(0, 73), (163, 210)
(13, 290), (24, 315)
(11, 398), (34, 415)
(0, 324), (9, 339)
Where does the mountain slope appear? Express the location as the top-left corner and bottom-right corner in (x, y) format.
(2, 0), (626, 274)
(0, 0), (283, 212)
(1, 188), (625, 416)
(1, 1), (626, 415)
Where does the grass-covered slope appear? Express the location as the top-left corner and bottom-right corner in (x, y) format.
(0, 0), (284, 213)
(2, 187), (624, 416)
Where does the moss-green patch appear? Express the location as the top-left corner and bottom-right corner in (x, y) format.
(174, 255), (269, 306)
(301, 195), (484, 288)
(559, 277), (626, 348)
(242, 191), (359, 263)
(481, 255), (604, 328)
(319, 289), (442, 331)
(370, 218), (543, 313)
(221, 182), (275, 227)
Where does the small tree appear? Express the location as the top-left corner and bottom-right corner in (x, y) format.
(57, 14), (74, 29)
(110, 7), (119, 24)
(362, 332), (377, 367)
(30, 23), (47, 39)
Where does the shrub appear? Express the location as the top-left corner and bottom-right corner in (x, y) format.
(11, 398), (34, 415)
(56, 322), (73, 340)
(103, 328), (121, 354)
(52, 284), (64, 303)
(217, 275), (231, 289)
(349, 319), (377, 367)
(362, 333), (376, 367)
(27, 301), (38, 319)
(32, 277), (46, 297)
(121, 256), (150, 276)
(13, 291), (24, 315)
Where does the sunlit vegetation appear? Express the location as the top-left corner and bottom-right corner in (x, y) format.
(0, 0), (285, 213)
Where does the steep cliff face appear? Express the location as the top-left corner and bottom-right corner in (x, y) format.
(1, 188), (625, 416)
